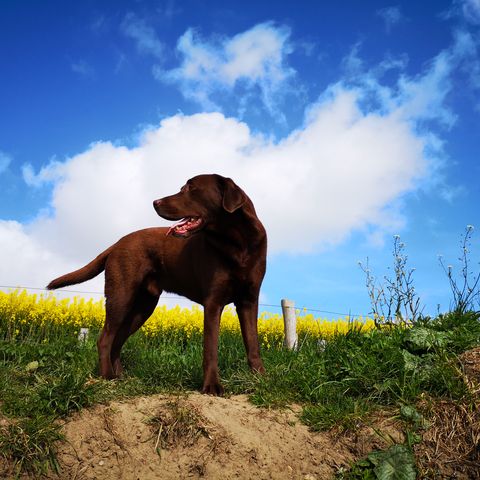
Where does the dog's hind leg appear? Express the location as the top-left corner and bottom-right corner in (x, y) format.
(110, 289), (160, 377)
(235, 299), (265, 374)
(97, 291), (137, 379)
(97, 275), (137, 378)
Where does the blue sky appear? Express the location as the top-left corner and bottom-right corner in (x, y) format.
(1, 0), (480, 318)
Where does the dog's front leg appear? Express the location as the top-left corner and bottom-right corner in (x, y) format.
(202, 302), (224, 395)
(236, 299), (265, 374)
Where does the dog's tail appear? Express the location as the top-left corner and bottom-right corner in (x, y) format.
(46, 246), (114, 290)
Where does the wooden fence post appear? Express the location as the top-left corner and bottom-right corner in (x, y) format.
(281, 299), (297, 349)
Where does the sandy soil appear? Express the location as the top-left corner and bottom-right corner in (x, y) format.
(50, 394), (402, 480)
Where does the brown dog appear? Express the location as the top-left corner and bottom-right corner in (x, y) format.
(47, 174), (267, 395)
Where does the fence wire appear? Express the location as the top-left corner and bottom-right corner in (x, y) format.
(0, 284), (364, 318)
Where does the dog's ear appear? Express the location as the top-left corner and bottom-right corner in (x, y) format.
(222, 177), (246, 213)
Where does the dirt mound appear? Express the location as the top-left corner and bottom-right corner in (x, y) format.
(46, 394), (400, 480)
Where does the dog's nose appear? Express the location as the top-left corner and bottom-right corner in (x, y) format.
(153, 199), (162, 209)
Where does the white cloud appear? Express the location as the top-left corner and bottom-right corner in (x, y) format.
(450, 29), (480, 93)
(2, 90), (431, 290)
(395, 49), (457, 127)
(396, 28), (480, 125)
(121, 12), (165, 59)
(440, 183), (466, 202)
(461, 0), (480, 24)
(22, 160), (63, 187)
(71, 60), (95, 78)
(156, 22), (295, 115)
(158, 0), (182, 20)
(0, 151), (11, 174)
(443, 0), (480, 27)
(1, 23), (470, 296)
(376, 6), (405, 32)
(342, 29), (479, 128)
(0, 220), (75, 290)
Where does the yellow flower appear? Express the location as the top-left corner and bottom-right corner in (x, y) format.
(0, 290), (376, 345)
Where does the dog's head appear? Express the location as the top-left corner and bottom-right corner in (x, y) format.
(153, 174), (247, 237)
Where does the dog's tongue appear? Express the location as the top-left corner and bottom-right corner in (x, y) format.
(166, 217), (201, 236)
(167, 218), (188, 236)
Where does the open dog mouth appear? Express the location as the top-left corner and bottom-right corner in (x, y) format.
(167, 216), (203, 237)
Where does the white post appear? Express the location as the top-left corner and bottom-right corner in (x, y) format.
(281, 299), (297, 349)
(78, 327), (89, 343)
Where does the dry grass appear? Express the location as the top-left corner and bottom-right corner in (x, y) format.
(414, 348), (480, 479)
(415, 400), (480, 479)
(146, 398), (212, 454)
(460, 347), (480, 394)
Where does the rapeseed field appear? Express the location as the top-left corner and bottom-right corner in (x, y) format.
(0, 290), (375, 347)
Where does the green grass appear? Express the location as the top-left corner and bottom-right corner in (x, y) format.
(0, 310), (479, 476)
(0, 416), (63, 477)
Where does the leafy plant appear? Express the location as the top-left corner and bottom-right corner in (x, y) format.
(403, 327), (450, 353)
(359, 235), (423, 326)
(439, 225), (480, 314)
(338, 444), (416, 480)
(399, 404), (429, 431)
(367, 444), (416, 480)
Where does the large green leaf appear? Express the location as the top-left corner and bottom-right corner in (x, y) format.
(368, 444), (416, 480)
(404, 327), (449, 352)
(401, 350), (421, 372)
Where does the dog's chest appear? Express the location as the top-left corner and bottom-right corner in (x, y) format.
(231, 253), (264, 285)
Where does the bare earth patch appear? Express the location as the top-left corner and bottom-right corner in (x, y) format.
(44, 394), (400, 480)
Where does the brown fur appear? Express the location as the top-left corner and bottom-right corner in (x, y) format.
(47, 174), (267, 395)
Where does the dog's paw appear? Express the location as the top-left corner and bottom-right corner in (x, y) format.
(249, 361), (265, 374)
(201, 382), (224, 396)
(112, 360), (125, 378)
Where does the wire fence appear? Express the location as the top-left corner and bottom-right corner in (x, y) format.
(0, 284), (365, 318)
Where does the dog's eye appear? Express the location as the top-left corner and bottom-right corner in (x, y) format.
(182, 184), (195, 193)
